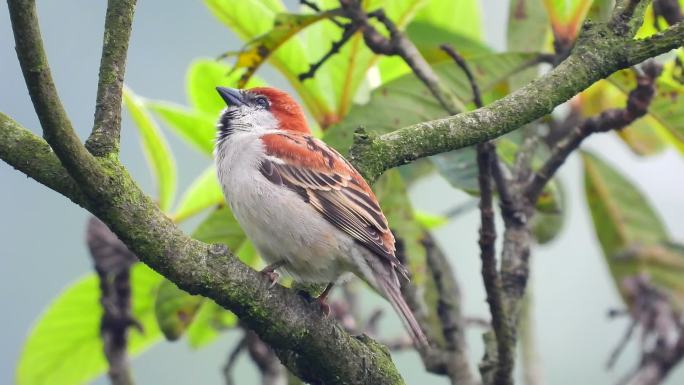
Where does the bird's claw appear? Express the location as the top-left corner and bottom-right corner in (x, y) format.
(317, 298), (331, 316)
(262, 270), (279, 288)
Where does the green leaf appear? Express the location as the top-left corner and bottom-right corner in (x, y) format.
(224, 12), (335, 87)
(173, 165), (224, 222)
(186, 59), (267, 121)
(17, 264), (164, 385)
(581, 151), (684, 307)
(413, 0), (482, 42)
(150, 102), (216, 155)
(186, 299), (238, 348)
(507, 0), (549, 53)
(378, 22), (492, 83)
(155, 279), (204, 341)
(123, 87), (177, 211)
(203, 0), (333, 124)
(301, 0), (427, 122)
(531, 179), (566, 244)
(192, 206), (246, 250)
(542, 0), (592, 40)
(374, 169), (426, 281)
(414, 210), (448, 230)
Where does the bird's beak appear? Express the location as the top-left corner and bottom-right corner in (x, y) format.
(216, 87), (245, 107)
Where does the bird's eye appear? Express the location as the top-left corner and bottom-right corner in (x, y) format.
(255, 96), (270, 109)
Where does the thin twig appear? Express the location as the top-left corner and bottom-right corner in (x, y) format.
(442, 43), (513, 385)
(223, 335), (248, 385)
(525, 61), (663, 200)
(336, 1), (464, 113)
(299, 23), (359, 81)
(85, 0), (138, 156)
(300, 0), (344, 27)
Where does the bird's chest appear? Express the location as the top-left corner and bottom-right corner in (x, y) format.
(215, 136), (351, 281)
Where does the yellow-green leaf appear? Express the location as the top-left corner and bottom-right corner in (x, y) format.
(186, 300), (237, 348)
(123, 87), (177, 211)
(581, 151), (684, 308)
(542, 0), (592, 40)
(151, 102), (216, 155)
(17, 264), (164, 385)
(225, 12), (335, 87)
(155, 279), (204, 341)
(173, 165), (224, 222)
(187, 59), (267, 118)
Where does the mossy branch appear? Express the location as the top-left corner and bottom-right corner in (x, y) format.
(1, 1), (683, 384)
(86, 0), (138, 156)
(348, 20), (684, 182)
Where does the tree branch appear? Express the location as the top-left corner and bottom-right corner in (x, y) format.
(348, 21), (684, 182)
(2, 3), (682, 385)
(7, 0), (108, 200)
(442, 44), (514, 385)
(524, 60), (663, 200)
(5, 2), (405, 383)
(0, 113), (88, 208)
(345, 3), (464, 114)
(85, 0), (138, 156)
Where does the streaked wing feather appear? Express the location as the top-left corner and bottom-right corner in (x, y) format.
(259, 133), (405, 274)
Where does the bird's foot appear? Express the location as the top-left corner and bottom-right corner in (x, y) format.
(260, 261), (285, 289)
(263, 270), (279, 288)
(316, 297), (331, 316)
(315, 282), (334, 316)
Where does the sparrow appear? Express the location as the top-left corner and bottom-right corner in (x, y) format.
(214, 86), (428, 347)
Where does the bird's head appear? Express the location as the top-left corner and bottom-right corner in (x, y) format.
(215, 86), (309, 142)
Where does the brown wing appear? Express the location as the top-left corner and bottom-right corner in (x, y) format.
(259, 132), (407, 276)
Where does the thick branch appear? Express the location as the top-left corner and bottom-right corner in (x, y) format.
(0, 116), (402, 385)
(349, 21), (684, 182)
(0, 113), (88, 208)
(86, 0), (138, 156)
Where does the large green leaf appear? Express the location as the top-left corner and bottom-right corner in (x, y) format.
(378, 22), (492, 83)
(150, 102), (216, 155)
(17, 264), (164, 385)
(582, 152), (684, 307)
(203, 0), (333, 123)
(542, 0), (592, 40)
(186, 299), (238, 348)
(507, 0), (549, 53)
(186, 59), (267, 118)
(224, 12), (335, 87)
(412, 0), (482, 42)
(155, 279), (204, 341)
(123, 87), (177, 211)
(173, 165), (224, 222)
(306, 0), (428, 122)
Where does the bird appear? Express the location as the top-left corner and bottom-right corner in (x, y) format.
(213, 86), (428, 348)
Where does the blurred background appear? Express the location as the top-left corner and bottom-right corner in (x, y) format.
(1, 1), (683, 384)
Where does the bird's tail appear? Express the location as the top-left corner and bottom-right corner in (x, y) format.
(376, 270), (429, 348)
